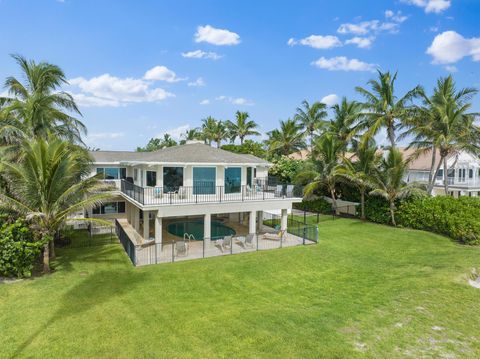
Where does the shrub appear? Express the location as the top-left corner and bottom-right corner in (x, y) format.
(268, 156), (303, 183)
(398, 196), (480, 245)
(363, 195), (392, 225)
(294, 197), (332, 214)
(0, 219), (44, 278)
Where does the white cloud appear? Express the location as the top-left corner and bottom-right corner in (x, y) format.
(181, 50), (222, 60)
(156, 124), (190, 140)
(426, 31), (480, 64)
(287, 35), (342, 49)
(401, 0), (451, 13)
(337, 11), (406, 36)
(194, 25), (240, 46)
(199, 99), (210, 105)
(214, 95), (254, 106)
(337, 21), (379, 35)
(188, 77), (205, 87)
(143, 65), (185, 82)
(430, 26), (439, 32)
(69, 73), (174, 107)
(445, 65), (458, 72)
(385, 10), (408, 23)
(345, 36), (374, 49)
(311, 56), (377, 72)
(321, 94), (340, 106)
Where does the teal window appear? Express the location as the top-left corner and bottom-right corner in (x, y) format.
(96, 167), (126, 180)
(163, 167), (183, 192)
(225, 167), (241, 193)
(193, 167), (216, 194)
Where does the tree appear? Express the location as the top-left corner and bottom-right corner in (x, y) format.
(296, 134), (344, 211)
(412, 76), (479, 195)
(266, 119), (306, 156)
(0, 54), (86, 143)
(369, 148), (425, 226)
(201, 116), (227, 147)
(328, 97), (362, 149)
(226, 111), (260, 145)
(136, 134), (177, 152)
(179, 128), (201, 145)
(356, 70), (420, 148)
(221, 139), (267, 158)
(337, 141), (381, 219)
(294, 100), (328, 147)
(0, 138), (113, 272)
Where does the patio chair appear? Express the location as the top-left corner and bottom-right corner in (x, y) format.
(222, 235), (232, 251)
(175, 240), (189, 256)
(244, 234), (255, 248)
(285, 185), (294, 197)
(262, 229), (285, 241)
(275, 185), (283, 197)
(177, 186), (187, 199)
(153, 187), (162, 198)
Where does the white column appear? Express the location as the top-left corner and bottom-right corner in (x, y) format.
(156, 165), (163, 187)
(155, 214), (162, 244)
(143, 210), (150, 240)
(281, 209), (288, 231)
(249, 211), (256, 234)
(204, 213), (211, 246)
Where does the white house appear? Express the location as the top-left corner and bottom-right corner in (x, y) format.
(86, 141), (309, 265)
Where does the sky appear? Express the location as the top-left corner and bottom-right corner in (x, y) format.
(0, 0), (479, 150)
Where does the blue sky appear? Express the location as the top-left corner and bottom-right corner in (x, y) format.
(0, 0), (479, 150)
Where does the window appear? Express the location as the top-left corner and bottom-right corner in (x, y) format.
(146, 171), (157, 187)
(163, 167), (183, 192)
(92, 201), (126, 215)
(247, 167), (252, 187)
(96, 167), (126, 180)
(469, 169), (474, 179)
(225, 167), (242, 193)
(134, 169), (138, 181)
(193, 167), (216, 194)
(437, 169), (443, 178)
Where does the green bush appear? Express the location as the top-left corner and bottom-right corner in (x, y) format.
(363, 196), (392, 225)
(294, 197), (332, 214)
(398, 196), (480, 245)
(0, 219), (44, 278)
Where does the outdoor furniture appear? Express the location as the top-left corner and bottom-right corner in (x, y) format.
(275, 185), (283, 197)
(177, 186), (187, 199)
(262, 230), (285, 241)
(154, 187), (162, 198)
(285, 185), (294, 197)
(244, 234), (255, 248)
(222, 235), (232, 251)
(175, 240), (189, 256)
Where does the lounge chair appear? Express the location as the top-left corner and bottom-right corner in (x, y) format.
(262, 230), (285, 241)
(175, 240), (189, 256)
(222, 235), (232, 251)
(244, 234), (255, 248)
(177, 186), (187, 199)
(154, 187), (162, 198)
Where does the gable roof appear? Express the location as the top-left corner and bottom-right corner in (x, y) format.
(90, 143), (271, 166)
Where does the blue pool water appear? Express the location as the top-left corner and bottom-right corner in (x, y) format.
(167, 220), (236, 240)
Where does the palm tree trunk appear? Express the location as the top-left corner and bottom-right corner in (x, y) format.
(443, 156), (449, 195)
(360, 189), (365, 220)
(240, 136), (244, 145)
(389, 201), (396, 226)
(330, 187), (337, 214)
(43, 242), (50, 273)
(427, 145), (437, 195)
(388, 126), (396, 149)
(49, 238), (56, 260)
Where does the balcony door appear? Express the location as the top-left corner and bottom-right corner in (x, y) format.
(193, 167), (216, 195)
(163, 167), (183, 192)
(146, 171), (157, 187)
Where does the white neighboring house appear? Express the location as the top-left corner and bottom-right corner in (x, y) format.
(404, 148), (480, 197)
(85, 141), (305, 264)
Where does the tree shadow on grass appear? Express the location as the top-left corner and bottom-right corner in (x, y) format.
(12, 268), (149, 357)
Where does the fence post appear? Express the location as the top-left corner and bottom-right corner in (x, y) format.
(303, 227), (306, 245)
(257, 232), (259, 251)
(304, 210), (306, 224)
(231, 237), (233, 255)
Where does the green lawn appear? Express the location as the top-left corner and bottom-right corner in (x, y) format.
(1, 218), (479, 358)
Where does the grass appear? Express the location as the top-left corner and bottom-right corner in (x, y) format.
(1, 217), (480, 358)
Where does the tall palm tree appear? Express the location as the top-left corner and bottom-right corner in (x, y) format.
(369, 148), (425, 226)
(415, 76), (479, 195)
(226, 111), (260, 144)
(297, 134), (344, 211)
(159, 133), (177, 148)
(0, 138), (113, 272)
(179, 128), (201, 145)
(0, 54), (86, 143)
(337, 141), (381, 219)
(201, 116), (218, 146)
(266, 118), (306, 156)
(328, 97), (362, 149)
(356, 70), (420, 148)
(294, 100), (328, 147)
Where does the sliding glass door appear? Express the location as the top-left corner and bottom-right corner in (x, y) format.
(225, 167), (241, 193)
(163, 167), (183, 192)
(193, 167), (216, 194)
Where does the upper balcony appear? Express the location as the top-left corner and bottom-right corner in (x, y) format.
(113, 179), (303, 206)
(434, 177), (480, 188)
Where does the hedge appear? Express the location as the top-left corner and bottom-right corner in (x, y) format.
(293, 197), (332, 214)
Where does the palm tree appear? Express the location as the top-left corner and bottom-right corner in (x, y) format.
(0, 54), (86, 143)
(226, 111), (260, 144)
(415, 76), (479, 195)
(369, 148), (425, 226)
(201, 116), (218, 146)
(297, 134), (344, 211)
(179, 128), (201, 145)
(356, 70), (420, 148)
(294, 100), (328, 147)
(159, 133), (177, 148)
(0, 138), (113, 272)
(266, 118), (306, 156)
(328, 97), (362, 149)
(337, 141), (381, 219)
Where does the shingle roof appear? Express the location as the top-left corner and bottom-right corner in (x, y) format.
(90, 143), (271, 165)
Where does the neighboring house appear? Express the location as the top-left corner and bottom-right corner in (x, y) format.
(289, 147), (480, 198)
(86, 141), (305, 264)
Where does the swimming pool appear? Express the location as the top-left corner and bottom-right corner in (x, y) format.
(167, 220), (236, 240)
